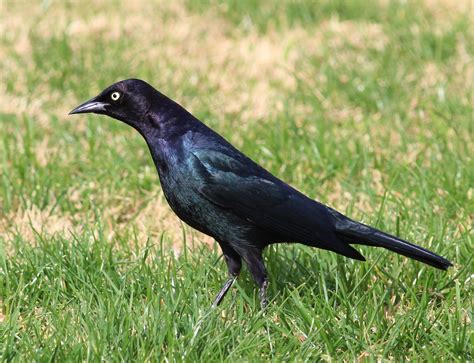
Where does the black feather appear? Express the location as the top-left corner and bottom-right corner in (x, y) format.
(70, 78), (453, 307)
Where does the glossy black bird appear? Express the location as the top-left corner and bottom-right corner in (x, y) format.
(70, 79), (452, 308)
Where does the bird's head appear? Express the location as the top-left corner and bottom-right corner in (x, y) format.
(69, 79), (159, 130)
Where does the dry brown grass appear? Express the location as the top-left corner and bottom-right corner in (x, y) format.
(0, 188), (213, 252)
(0, 2), (395, 124)
(3, 0), (471, 126)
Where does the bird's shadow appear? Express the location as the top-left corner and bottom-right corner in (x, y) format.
(266, 246), (323, 285)
(232, 244), (410, 309)
(207, 243), (431, 310)
(225, 244), (356, 307)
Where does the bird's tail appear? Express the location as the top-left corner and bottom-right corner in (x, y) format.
(330, 210), (452, 270)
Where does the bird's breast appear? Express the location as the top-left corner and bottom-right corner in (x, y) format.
(155, 159), (209, 231)
(148, 137), (263, 244)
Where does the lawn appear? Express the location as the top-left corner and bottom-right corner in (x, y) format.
(0, 0), (472, 361)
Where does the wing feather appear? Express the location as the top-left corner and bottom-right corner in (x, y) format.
(191, 149), (331, 242)
(189, 148), (366, 260)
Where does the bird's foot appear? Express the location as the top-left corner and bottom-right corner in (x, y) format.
(211, 276), (236, 308)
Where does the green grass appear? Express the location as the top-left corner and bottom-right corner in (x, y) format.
(0, 235), (469, 361)
(1, 0), (472, 361)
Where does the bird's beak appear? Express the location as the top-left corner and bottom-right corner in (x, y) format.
(69, 97), (108, 115)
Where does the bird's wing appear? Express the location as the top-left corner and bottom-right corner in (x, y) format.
(190, 148), (336, 244)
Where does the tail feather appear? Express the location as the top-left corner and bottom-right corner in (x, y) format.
(329, 210), (453, 270)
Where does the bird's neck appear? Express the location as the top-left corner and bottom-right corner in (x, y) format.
(143, 96), (200, 140)
(139, 99), (202, 174)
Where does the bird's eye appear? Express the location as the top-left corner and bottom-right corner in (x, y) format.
(110, 91), (121, 101)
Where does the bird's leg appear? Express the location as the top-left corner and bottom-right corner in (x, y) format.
(212, 275), (237, 308)
(259, 278), (269, 309)
(212, 243), (242, 308)
(242, 248), (269, 309)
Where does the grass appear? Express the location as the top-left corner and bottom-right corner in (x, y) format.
(0, 0), (472, 361)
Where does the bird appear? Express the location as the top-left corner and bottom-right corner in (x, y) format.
(70, 79), (452, 308)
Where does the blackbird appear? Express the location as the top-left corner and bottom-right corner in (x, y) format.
(70, 79), (452, 308)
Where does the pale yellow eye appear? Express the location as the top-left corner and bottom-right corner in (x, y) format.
(111, 91), (121, 101)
